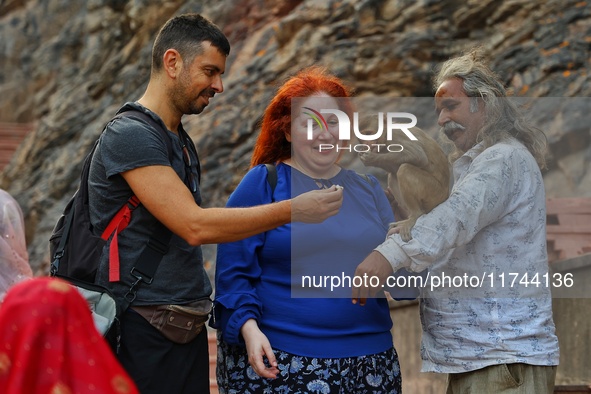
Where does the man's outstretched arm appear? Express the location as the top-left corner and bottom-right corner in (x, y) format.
(122, 165), (343, 246)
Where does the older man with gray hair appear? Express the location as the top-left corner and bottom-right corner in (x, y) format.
(353, 49), (559, 393)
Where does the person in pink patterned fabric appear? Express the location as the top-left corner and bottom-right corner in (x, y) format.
(0, 189), (32, 303)
(0, 276), (139, 394)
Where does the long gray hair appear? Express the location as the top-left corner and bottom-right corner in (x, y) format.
(433, 49), (548, 169)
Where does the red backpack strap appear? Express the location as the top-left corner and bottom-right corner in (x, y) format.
(101, 195), (141, 282)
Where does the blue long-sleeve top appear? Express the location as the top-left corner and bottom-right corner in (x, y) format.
(213, 163), (397, 358)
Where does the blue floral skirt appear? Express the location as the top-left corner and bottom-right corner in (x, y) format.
(216, 338), (402, 394)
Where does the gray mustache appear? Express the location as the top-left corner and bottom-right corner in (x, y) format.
(442, 121), (465, 136)
(441, 120), (466, 133)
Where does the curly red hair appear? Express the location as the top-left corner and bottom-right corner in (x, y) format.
(250, 66), (354, 167)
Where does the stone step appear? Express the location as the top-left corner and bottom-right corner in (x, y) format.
(0, 122), (35, 171)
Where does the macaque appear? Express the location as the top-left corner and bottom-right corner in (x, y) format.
(358, 126), (450, 241)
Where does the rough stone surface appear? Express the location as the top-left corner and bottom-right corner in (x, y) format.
(1, 0), (590, 277)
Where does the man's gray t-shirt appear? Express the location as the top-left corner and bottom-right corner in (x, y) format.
(88, 102), (211, 305)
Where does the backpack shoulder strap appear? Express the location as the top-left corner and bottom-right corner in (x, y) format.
(117, 109), (200, 186)
(357, 172), (374, 186)
(178, 127), (201, 184)
(103, 109), (173, 292)
(116, 110), (173, 160)
(264, 163), (277, 201)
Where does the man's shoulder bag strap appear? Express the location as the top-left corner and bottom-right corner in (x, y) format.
(109, 109), (175, 308)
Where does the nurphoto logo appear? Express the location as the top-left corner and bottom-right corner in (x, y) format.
(303, 107), (418, 152)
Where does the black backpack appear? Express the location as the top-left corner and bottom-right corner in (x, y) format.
(48, 108), (197, 351)
(49, 109), (175, 284)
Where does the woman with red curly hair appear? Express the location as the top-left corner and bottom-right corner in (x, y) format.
(250, 66), (354, 167)
(213, 66), (402, 393)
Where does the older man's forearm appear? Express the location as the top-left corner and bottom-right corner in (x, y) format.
(374, 236), (410, 272)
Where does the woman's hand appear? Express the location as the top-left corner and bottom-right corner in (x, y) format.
(240, 319), (279, 379)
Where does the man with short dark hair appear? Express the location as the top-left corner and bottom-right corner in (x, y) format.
(353, 49), (559, 394)
(88, 13), (343, 393)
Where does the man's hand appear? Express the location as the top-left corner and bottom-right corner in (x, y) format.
(291, 186), (343, 223)
(352, 251), (393, 306)
(240, 319), (279, 379)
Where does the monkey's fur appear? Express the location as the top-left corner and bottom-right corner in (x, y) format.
(359, 127), (450, 241)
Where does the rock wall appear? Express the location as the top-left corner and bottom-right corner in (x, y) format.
(1, 0), (590, 274)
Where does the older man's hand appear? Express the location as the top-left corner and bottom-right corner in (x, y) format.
(352, 251), (393, 306)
